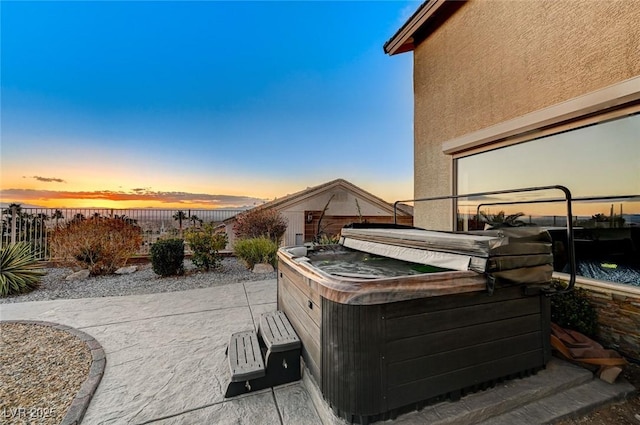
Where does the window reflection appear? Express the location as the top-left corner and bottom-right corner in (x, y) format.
(455, 113), (640, 286)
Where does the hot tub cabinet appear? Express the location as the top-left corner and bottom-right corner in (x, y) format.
(277, 247), (551, 424)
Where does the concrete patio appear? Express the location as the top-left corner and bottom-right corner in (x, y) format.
(0, 279), (634, 424)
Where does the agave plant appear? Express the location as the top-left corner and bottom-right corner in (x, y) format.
(0, 242), (45, 297)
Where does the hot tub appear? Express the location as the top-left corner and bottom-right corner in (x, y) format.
(277, 228), (553, 423)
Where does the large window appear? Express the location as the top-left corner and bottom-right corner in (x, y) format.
(455, 113), (640, 286)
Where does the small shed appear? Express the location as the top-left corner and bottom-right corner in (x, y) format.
(224, 178), (413, 248)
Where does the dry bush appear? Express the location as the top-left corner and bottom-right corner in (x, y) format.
(49, 218), (143, 275)
(233, 208), (287, 242)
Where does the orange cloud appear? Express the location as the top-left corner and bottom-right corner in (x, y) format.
(0, 188), (267, 209)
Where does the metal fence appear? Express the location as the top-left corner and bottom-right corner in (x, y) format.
(0, 207), (247, 260)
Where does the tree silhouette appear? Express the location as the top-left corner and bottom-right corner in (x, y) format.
(190, 214), (202, 228)
(51, 210), (64, 227)
(114, 214), (138, 226)
(479, 211), (527, 227)
(173, 211), (187, 230)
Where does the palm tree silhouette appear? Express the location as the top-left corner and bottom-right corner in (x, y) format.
(173, 211), (187, 231)
(51, 210), (64, 227)
(190, 214), (202, 228)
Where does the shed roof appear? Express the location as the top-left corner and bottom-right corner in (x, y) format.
(224, 178), (412, 223)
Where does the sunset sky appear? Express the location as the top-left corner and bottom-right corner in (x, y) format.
(1, 1), (418, 209)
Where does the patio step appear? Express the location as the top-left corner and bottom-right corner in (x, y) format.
(303, 358), (635, 424)
(475, 376), (636, 424)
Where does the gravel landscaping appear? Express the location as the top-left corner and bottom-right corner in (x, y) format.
(0, 322), (92, 425)
(0, 257), (276, 304)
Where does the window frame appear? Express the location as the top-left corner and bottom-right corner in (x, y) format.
(448, 77), (640, 228)
(447, 78), (640, 289)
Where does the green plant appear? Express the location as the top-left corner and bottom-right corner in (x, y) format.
(233, 237), (278, 269)
(0, 242), (45, 297)
(550, 280), (599, 338)
(150, 239), (185, 276)
(184, 223), (228, 271)
(479, 210), (528, 227)
(233, 208), (287, 242)
(49, 217), (143, 275)
(315, 233), (340, 245)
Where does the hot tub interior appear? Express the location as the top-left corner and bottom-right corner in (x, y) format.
(307, 246), (452, 278)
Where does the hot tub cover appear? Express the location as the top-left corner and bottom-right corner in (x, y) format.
(340, 227), (553, 283)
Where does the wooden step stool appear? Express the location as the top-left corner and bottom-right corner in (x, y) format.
(224, 311), (301, 398)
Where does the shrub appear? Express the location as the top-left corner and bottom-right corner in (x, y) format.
(0, 242), (45, 297)
(150, 239), (185, 277)
(49, 217), (143, 275)
(233, 237), (279, 270)
(233, 208), (287, 242)
(550, 280), (599, 338)
(315, 233), (340, 245)
(184, 223), (228, 271)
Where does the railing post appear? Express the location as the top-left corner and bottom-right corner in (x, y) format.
(10, 205), (17, 245)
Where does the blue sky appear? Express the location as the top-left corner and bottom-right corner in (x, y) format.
(1, 0), (419, 208)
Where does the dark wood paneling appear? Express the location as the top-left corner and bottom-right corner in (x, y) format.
(388, 332), (543, 386)
(386, 314), (542, 362)
(322, 298), (386, 416)
(387, 351), (545, 408)
(383, 284), (526, 319)
(386, 296), (540, 339)
(303, 212), (414, 242)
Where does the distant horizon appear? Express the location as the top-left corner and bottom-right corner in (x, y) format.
(0, 201), (254, 211)
(4, 201), (640, 222)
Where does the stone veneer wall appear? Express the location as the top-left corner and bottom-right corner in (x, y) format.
(411, 0), (640, 230)
(576, 282), (640, 362)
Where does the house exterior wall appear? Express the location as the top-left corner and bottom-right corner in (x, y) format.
(280, 188), (408, 245)
(413, 0), (640, 230)
(224, 185), (412, 248)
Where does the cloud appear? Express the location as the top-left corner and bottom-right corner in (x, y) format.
(22, 176), (67, 183)
(0, 188), (267, 208)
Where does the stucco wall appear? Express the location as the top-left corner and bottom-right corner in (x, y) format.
(412, 0), (640, 229)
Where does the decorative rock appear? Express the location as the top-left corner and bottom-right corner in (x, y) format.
(598, 366), (623, 384)
(252, 263), (274, 274)
(115, 265), (138, 275)
(66, 269), (90, 281)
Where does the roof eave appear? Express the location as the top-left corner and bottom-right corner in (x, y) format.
(383, 0), (457, 56)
